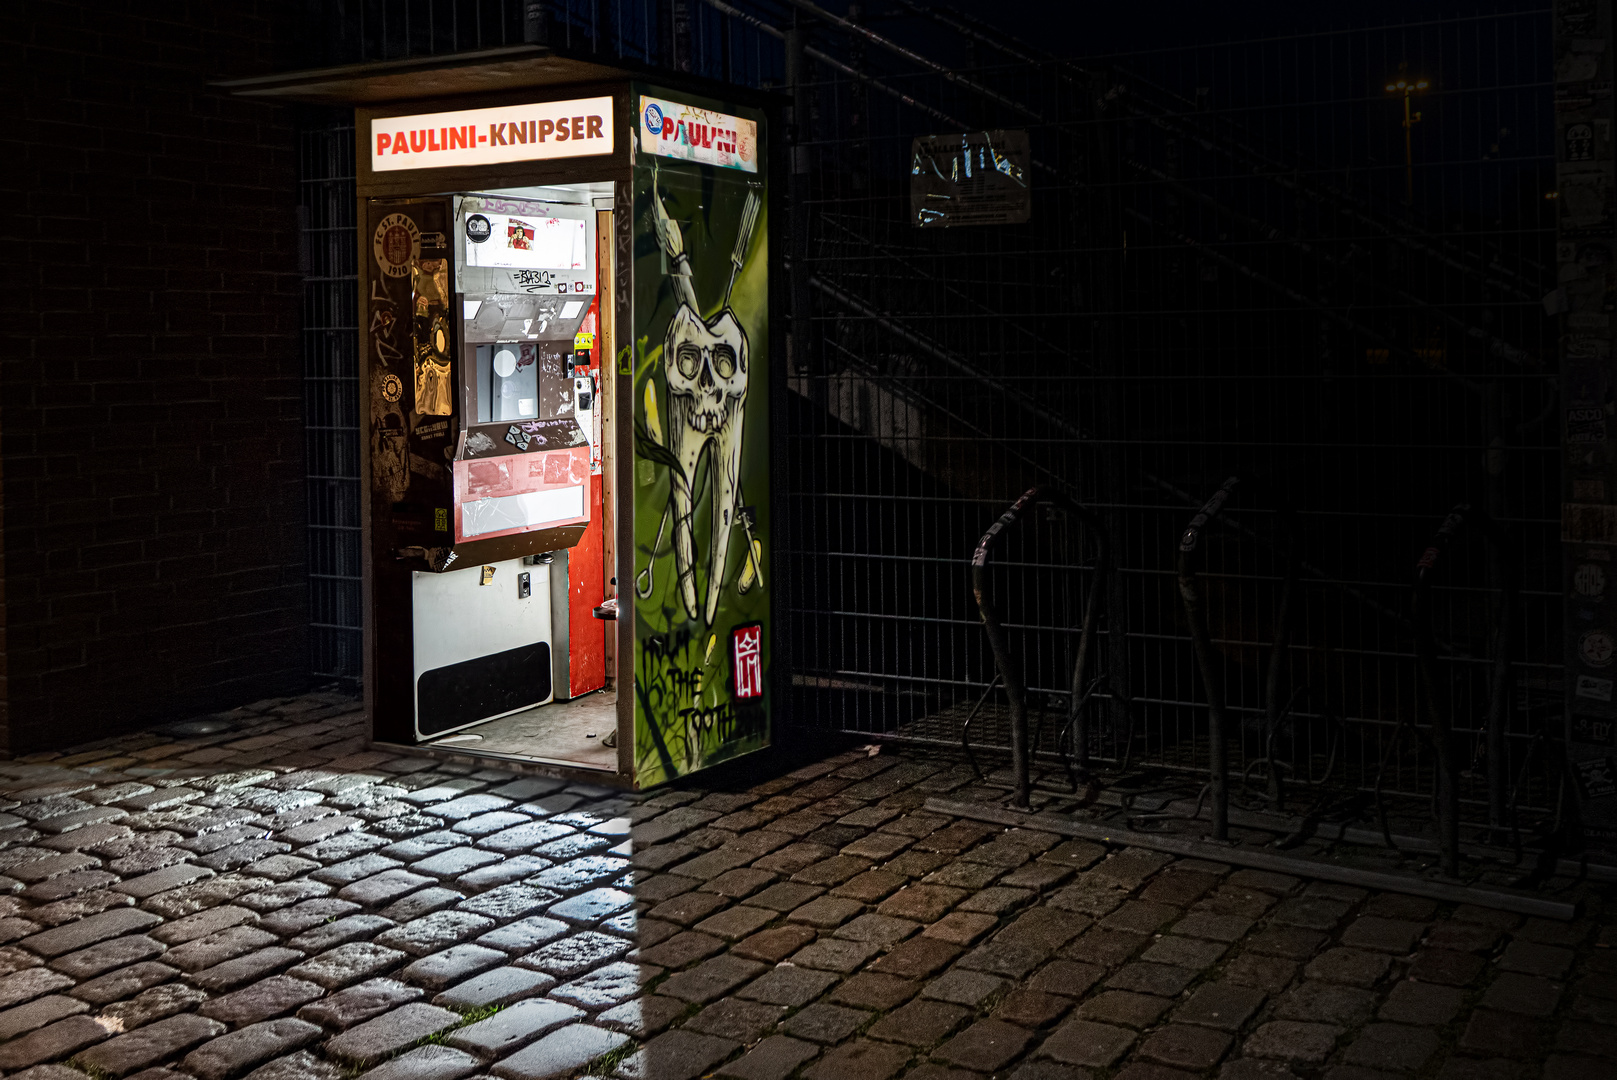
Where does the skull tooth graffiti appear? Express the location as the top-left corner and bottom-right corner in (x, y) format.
(650, 165), (756, 626)
(664, 304), (749, 623)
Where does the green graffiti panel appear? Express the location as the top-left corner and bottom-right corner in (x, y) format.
(631, 91), (769, 787)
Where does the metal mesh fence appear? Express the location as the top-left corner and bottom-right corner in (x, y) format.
(289, 0), (783, 82)
(779, 8), (1563, 822)
(299, 114), (363, 684)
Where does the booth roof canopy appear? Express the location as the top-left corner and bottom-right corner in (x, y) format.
(214, 45), (641, 105)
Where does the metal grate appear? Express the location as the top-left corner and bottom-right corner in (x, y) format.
(288, 0), (782, 83)
(299, 113), (363, 684)
(777, 8), (1563, 825)
(289, 0), (524, 67)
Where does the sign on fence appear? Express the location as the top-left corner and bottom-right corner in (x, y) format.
(910, 130), (1030, 228)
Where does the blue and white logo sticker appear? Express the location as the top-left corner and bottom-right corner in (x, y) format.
(644, 103), (665, 136)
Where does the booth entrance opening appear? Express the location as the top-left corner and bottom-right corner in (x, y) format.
(365, 171), (622, 774)
(406, 181), (619, 771)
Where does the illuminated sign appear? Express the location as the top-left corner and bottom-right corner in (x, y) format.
(639, 96), (757, 173)
(371, 97), (615, 173)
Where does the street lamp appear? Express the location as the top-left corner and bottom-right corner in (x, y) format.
(1385, 68), (1430, 206)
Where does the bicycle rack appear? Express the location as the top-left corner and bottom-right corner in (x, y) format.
(970, 486), (1112, 809)
(1410, 503), (1519, 877)
(1260, 507), (1300, 813)
(1178, 477), (1241, 841)
(959, 674), (1001, 782)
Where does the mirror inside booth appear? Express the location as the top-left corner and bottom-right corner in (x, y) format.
(371, 180), (619, 772)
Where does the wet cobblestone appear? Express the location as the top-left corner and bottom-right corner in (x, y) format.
(0, 691), (1601, 1079)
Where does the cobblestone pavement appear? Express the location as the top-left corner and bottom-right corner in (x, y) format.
(0, 693), (1607, 1080)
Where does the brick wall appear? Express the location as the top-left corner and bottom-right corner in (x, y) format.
(0, 2), (310, 752)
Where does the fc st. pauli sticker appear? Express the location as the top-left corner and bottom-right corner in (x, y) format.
(374, 213), (421, 278)
(1583, 628), (1617, 669)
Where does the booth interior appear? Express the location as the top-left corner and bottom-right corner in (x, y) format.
(368, 171), (622, 775)
(429, 181), (618, 771)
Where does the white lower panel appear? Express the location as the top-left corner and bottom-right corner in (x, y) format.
(412, 558), (553, 734)
(462, 485), (585, 537)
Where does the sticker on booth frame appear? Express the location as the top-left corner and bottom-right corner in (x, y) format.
(374, 213), (421, 278)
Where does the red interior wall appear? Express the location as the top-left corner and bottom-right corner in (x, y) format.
(568, 473), (606, 696)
